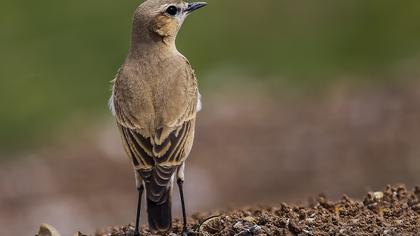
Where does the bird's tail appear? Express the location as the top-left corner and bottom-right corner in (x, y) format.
(147, 187), (172, 233)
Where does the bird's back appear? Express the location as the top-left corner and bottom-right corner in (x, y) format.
(112, 53), (198, 135)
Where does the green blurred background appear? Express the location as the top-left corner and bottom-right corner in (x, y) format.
(1, 0), (420, 152)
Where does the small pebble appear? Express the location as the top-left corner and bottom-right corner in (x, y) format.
(233, 221), (243, 229)
(374, 192), (384, 200)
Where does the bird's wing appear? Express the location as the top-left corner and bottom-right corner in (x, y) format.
(118, 119), (195, 203)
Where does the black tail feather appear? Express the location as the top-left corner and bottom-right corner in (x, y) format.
(147, 189), (172, 233)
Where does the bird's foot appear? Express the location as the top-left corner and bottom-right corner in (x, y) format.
(134, 230), (140, 236)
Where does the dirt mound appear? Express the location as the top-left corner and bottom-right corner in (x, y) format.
(95, 185), (420, 236)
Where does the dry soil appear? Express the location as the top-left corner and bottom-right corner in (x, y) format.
(93, 185), (420, 236)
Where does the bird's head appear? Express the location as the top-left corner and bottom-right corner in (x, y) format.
(132, 0), (207, 46)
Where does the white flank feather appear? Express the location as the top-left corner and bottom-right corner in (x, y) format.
(109, 86), (116, 116)
(196, 91), (202, 112)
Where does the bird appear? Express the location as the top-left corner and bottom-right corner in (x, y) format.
(108, 0), (206, 235)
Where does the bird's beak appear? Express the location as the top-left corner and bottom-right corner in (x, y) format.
(185, 2), (207, 14)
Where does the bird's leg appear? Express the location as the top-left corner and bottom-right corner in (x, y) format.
(177, 179), (189, 235)
(135, 185), (144, 236)
(177, 164), (189, 235)
(134, 170), (144, 236)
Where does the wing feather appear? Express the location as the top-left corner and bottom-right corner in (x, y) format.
(119, 120), (195, 203)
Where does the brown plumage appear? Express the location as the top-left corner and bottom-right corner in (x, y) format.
(109, 0), (206, 234)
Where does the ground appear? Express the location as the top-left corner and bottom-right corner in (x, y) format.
(91, 185), (420, 236)
(7, 84), (420, 236)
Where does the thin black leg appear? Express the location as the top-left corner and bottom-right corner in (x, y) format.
(135, 186), (144, 236)
(177, 179), (188, 235)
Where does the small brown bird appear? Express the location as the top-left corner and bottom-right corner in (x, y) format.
(109, 0), (206, 235)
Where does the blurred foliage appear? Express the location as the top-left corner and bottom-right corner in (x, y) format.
(1, 0), (420, 151)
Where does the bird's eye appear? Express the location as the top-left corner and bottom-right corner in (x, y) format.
(166, 6), (178, 16)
